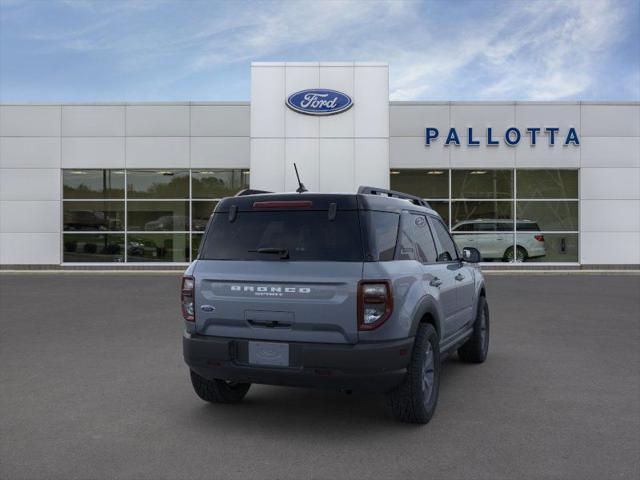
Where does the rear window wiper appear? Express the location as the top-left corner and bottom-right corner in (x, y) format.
(249, 247), (290, 259)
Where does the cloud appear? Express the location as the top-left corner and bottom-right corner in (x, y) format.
(1, 0), (637, 100)
(388, 0), (632, 100)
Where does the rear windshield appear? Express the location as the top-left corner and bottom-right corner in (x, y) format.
(200, 210), (363, 261)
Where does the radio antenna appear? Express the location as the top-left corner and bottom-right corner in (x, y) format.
(293, 163), (308, 193)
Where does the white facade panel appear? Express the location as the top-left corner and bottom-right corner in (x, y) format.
(581, 105), (640, 137)
(0, 233), (60, 264)
(61, 106), (125, 137)
(355, 139), (389, 189)
(250, 139), (285, 191)
(0, 137), (60, 168)
(285, 138), (319, 191)
(0, 105), (60, 137)
(450, 144), (515, 168)
(354, 66), (389, 138)
(580, 232), (640, 264)
(390, 104), (449, 137)
(285, 66), (319, 138)
(126, 105), (189, 137)
(190, 137), (249, 168)
(0, 201), (60, 233)
(580, 168), (640, 200)
(580, 200), (640, 232)
(515, 144), (580, 167)
(390, 137), (449, 168)
(250, 62), (389, 194)
(580, 137), (640, 168)
(0, 169), (60, 201)
(319, 139), (354, 192)
(125, 137), (189, 168)
(61, 137), (125, 168)
(450, 104), (515, 137)
(515, 104), (580, 133)
(319, 66), (355, 138)
(250, 67), (285, 138)
(190, 105), (250, 137)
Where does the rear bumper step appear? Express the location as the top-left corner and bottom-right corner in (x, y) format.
(183, 333), (414, 393)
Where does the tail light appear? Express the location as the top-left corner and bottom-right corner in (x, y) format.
(358, 281), (393, 331)
(181, 276), (195, 321)
(534, 234), (545, 242)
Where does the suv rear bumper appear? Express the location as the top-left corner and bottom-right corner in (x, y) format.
(183, 333), (414, 393)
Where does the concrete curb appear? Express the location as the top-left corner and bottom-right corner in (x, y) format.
(0, 270), (184, 275)
(1, 269), (638, 276)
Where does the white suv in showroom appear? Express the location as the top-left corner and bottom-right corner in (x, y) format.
(451, 219), (546, 262)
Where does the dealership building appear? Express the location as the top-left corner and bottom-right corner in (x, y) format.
(0, 62), (638, 267)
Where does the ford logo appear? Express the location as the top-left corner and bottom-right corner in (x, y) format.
(286, 89), (353, 116)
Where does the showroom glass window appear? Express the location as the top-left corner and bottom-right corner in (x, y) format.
(391, 169), (578, 263)
(62, 169), (249, 263)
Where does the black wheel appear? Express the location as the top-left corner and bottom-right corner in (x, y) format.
(387, 323), (440, 424)
(458, 295), (490, 363)
(189, 370), (251, 404)
(503, 245), (528, 263)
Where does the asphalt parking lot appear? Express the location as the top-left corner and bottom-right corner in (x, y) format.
(0, 273), (638, 480)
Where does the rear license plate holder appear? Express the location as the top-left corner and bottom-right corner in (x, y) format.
(248, 341), (289, 367)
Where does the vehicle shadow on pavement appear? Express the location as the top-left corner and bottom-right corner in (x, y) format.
(182, 357), (474, 434)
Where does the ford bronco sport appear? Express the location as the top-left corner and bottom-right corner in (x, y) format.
(182, 186), (489, 424)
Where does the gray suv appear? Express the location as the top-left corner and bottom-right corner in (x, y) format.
(182, 187), (489, 424)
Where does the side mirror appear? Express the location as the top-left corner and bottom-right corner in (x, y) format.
(462, 247), (482, 263)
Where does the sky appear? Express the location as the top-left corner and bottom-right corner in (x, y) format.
(0, 0), (639, 102)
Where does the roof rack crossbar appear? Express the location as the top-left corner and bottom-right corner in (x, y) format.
(235, 189), (272, 196)
(357, 186), (431, 208)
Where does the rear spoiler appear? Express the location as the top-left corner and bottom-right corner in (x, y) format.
(235, 189), (272, 196)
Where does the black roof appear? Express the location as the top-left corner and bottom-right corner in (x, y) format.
(215, 190), (438, 216)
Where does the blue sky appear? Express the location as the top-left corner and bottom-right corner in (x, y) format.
(1, 0), (638, 101)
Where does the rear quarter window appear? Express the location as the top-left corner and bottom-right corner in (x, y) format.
(361, 211), (399, 261)
(517, 222), (541, 231)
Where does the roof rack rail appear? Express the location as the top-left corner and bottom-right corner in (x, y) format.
(235, 189), (272, 196)
(357, 186), (431, 208)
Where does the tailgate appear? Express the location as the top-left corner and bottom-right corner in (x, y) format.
(194, 260), (363, 344)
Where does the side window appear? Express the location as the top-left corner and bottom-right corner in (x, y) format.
(429, 217), (458, 262)
(411, 214), (438, 263)
(476, 222), (496, 232)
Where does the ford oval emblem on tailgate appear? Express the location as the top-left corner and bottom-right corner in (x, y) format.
(286, 89), (353, 116)
(200, 305), (215, 312)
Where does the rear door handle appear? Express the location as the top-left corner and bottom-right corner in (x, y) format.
(430, 277), (443, 287)
(455, 273), (465, 281)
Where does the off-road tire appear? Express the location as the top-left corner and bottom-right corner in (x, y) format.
(387, 323), (440, 424)
(190, 370), (251, 404)
(458, 295), (490, 363)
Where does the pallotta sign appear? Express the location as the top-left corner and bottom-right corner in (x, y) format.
(425, 127), (580, 146)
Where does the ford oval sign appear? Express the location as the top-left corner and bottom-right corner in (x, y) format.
(286, 89), (353, 116)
